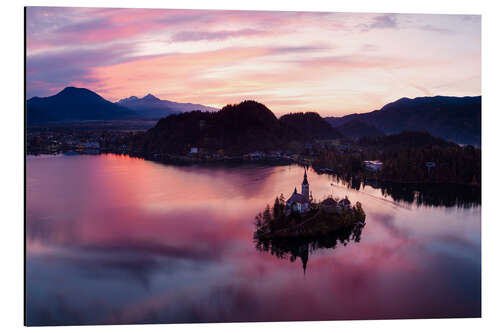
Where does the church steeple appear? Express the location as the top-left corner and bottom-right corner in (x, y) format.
(301, 168), (309, 199)
(298, 243), (309, 276)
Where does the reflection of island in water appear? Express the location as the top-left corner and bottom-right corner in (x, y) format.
(255, 224), (364, 274)
(254, 168), (366, 274)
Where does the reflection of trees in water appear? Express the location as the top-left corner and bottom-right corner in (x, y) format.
(373, 181), (481, 208)
(254, 224), (364, 274)
(323, 173), (480, 208)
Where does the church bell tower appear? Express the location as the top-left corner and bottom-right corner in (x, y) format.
(302, 168), (309, 200)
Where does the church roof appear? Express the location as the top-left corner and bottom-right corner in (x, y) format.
(287, 192), (309, 204)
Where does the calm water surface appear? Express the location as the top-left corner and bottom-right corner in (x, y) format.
(26, 154), (481, 325)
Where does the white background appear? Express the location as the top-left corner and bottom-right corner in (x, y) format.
(1, 0), (498, 332)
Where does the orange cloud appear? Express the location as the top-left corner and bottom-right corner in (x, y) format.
(88, 48), (271, 103)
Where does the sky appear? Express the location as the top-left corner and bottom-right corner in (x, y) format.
(26, 7), (481, 116)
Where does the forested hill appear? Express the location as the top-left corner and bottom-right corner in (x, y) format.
(325, 96), (481, 145)
(334, 119), (385, 139)
(358, 131), (458, 151)
(134, 101), (342, 155)
(279, 112), (343, 140)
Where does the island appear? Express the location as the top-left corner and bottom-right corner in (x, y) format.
(254, 169), (366, 240)
(253, 169), (366, 273)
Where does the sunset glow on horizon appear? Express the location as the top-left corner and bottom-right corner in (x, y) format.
(26, 7), (481, 116)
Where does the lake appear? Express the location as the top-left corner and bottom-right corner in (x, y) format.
(25, 154), (481, 325)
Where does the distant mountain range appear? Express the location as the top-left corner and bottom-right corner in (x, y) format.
(27, 87), (136, 124)
(134, 101), (342, 155)
(325, 96), (481, 145)
(26, 87), (218, 124)
(116, 94), (218, 119)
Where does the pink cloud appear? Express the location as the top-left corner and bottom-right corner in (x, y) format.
(170, 29), (267, 42)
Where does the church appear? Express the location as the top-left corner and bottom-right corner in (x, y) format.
(286, 169), (311, 213)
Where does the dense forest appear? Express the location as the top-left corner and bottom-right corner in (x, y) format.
(358, 131), (457, 151)
(312, 131), (481, 186)
(279, 112), (343, 140)
(334, 119), (385, 139)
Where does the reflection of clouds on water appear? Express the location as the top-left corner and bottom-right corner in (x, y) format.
(26, 155), (481, 325)
(370, 212), (411, 240)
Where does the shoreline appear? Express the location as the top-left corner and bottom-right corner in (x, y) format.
(26, 149), (481, 189)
